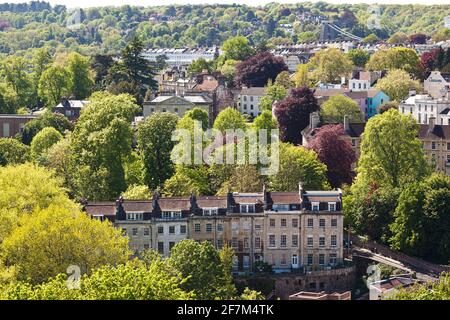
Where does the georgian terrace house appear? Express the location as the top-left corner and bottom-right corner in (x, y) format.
(84, 187), (344, 273)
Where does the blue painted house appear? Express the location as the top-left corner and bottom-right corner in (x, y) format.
(366, 89), (390, 119)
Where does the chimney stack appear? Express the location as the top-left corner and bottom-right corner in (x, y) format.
(310, 112), (320, 130)
(344, 115), (350, 133)
(429, 116), (436, 130)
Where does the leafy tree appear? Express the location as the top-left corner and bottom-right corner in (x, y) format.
(357, 109), (429, 189)
(30, 127), (62, 161)
(235, 52), (288, 87)
(0, 138), (30, 166)
(387, 32), (409, 44)
(273, 86), (319, 145)
(293, 64), (313, 88)
(163, 165), (211, 196)
(362, 34), (379, 44)
(187, 58), (214, 75)
(0, 163), (77, 242)
(307, 124), (356, 188)
(420, 47), (447, 72)
(347, 49), (370, 68)
(432, 28), (450, 43)
(20, 111), (73, 145)
(123, 184), (152, 200)
(168, 240), (236, 300)
(321, 95), (362, 123)
(409, 33), (427, 44)
(217, 164), (265, 195)
(274, 71), (294, 89)
(1, 205), (130, 284)
(221, 36), (255, 62)
(91, 54), (114, 91)
(107, 36), (157, 104)
(259, 81), (287, 112)
(67, 52), (94, 100)
(344, 184), (399, 242)
(0, 56), (33, 108)
(213, 107), (247, 132)
(253, 110), (278, 133)
(366, 47), (421, 77)
(0, 260), (193, 300)
(71, 93), (139, 200)
(178, 107), (209, 131)
(308, 48), (353, 84)
(388, 272), (450, 300)
(137, 112), (179, 190)
(378, 101), (399, 114)
(38, 66), (72, 107)
(389, 174), (450, 263)
(269, 143), (327, 191)
(375, 69), (421, 101)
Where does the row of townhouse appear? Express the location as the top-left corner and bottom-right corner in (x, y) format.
(84, 186), (344, 273)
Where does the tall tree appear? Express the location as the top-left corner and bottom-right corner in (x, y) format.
(308, 124), (356, 188)
(390, 174), (450, 264)
(347, 48), (370, 68)
(71, 93), (139, 200)
(213, 107), (247, 132)
(367, 47), (421, 77)
(38, 66), (71, 107)
(137, 112), (179, 190)
(357, 108), (429, 189)
(30, 126), (62, 162)
(67, 52), (94, 100)
(273, 86), (319, 145)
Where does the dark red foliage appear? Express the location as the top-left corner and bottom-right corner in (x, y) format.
(421, 47), (445, 71)
(409, 33), (427, 44)
(0, 20), (10, 31)
(235, 51), (288, 88)
(273, 86), (319, 145)
(307, 124), (356, 188)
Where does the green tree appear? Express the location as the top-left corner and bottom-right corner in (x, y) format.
(38, 66), (72, 107)
(1, 56), (33, 108)
(213, 107), (247, 132)
(137, 112), (179, 190)
(1, 205), (130, 284)
(30, 127), (62, 162)
(0, 138), (30, 166)
(163, 165), (211, 196)
(357, 109), (429, 189)
(321, 95), (362, 123)
(275, 71), (294, 89)
(187, 58), (214, 75)
(217, 164), (264, 195)
(308, 48), (353, 84)
(388, 272), (450, 300)
(293, 64), (315, 88)
(20, 111), (73, 145)
(123, 184), (152, 200)
(269, 143), (328, 191)
(347, 49), (370, 68)
(259, 81), (287, 112)
(221, 36), (255, 62)
(387, 32), (409, 44)
(367, 47), (421, 77)
(67, 52), (94, 100)
(71, 93), (139, 200)
(0, 163), (77, 242)
(0, 259), (193, 300)
(168, 240), (236, 300)
(389, 174), (450, 263)
(375, 69), (422, 101)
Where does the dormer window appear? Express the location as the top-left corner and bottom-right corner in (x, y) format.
(328, 202), (336, 212)
(240, 204), (255, 213)
(127, 212), (143, 221)
(162, 211), (181, 219)
(202, 208), (218, 216)
(311, 202), (320, 212)
(272, 204), (290, 212)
